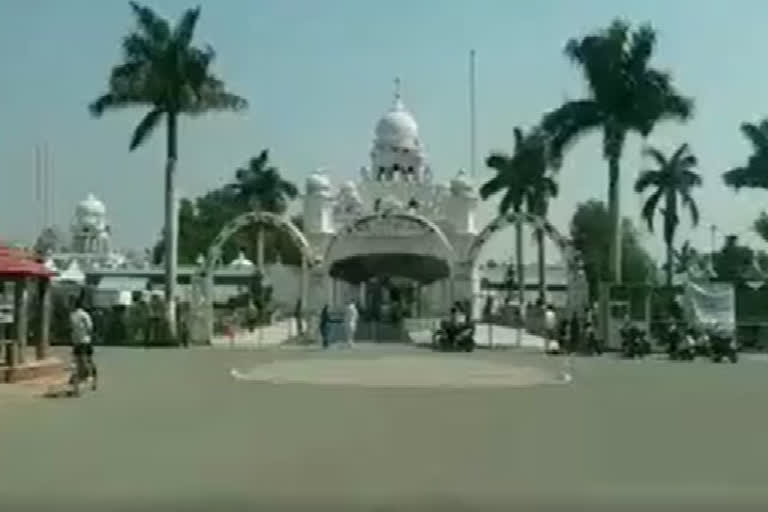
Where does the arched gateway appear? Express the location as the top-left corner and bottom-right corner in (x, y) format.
(188, 211), (317, 343)
(322, 211), (458, 311)
(464, 211), (588, 314)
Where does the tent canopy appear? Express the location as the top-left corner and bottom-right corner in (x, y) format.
(329, 253), (450, 284)
(0, 247), (55, 278)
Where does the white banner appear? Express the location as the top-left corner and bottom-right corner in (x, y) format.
(683, 281), (735, 333)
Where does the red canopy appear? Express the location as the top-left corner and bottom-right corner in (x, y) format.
(0, 247), (56, 278)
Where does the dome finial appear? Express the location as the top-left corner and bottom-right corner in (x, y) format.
(393, 77), (403, 109)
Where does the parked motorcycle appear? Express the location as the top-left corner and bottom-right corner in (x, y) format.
(709, 332), (738, 363)
(670, 330), (697, 361)
(433, 321), (475, 352)
(621, 326), (651, 359)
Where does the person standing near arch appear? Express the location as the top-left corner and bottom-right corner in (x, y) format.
(344, 299), (359, 348)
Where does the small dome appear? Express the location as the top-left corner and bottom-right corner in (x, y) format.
(306, 171), (332, 195)
(450, 171), (474, 196)
(375, 98), (420, 145)
(76, 193), (106, 217)
(229, 250), (254, 269)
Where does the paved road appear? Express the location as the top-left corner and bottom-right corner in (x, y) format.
(2, 345), (768, 510)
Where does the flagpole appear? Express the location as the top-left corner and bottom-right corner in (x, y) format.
(469, 49), (477, 178)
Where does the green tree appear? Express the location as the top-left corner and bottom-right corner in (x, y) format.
(542, 19), (693, 284)
(754, 211), (768, 245)
(723, 119), (768, 194)
(153, 187), (304, 267)
(481, 127), (557, 305)
(33, 226), (69, 256)
(570, 199), (656, 300)
(89, 2), (247, 340)
(227, 150), (299, 270)
(713, 235), (753, 283)
(634, 143), (702, 286)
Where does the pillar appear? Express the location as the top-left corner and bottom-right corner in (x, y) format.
(14, 277), (29, 365)
(300, 256), (308, 309)
(36, 279), (51, 360)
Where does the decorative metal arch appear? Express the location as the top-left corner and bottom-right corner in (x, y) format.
(204, 211), (317, 273)
(323, 211), (457, 265)
(189, 211), (316, 345)
(466, 211), (588, 312)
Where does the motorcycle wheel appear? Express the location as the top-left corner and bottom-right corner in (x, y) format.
(729, 353), (738, 363)
(712, 355), (722, 363)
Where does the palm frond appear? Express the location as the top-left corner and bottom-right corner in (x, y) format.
(681, 170), (702, 188)
(640, 188), (663, 233)
(634, 169), (662, 193)
(479, 175), (505, 200)
(642, 146), (667, 169)
(740, 121), (768, 154)
(681, 190), (700, 227)
(173, 5), (201, 48)
(540, 100), (602, 164)
(88, 92), (146, 117)
(129, 2), (171, 44)
(499, 188), (519, 215)
(628, 23), (656, 70)
(129, 108), (164, 150)
(722, 165), (768, 190)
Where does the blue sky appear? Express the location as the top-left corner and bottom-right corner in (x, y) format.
(2, 0), (768, 263)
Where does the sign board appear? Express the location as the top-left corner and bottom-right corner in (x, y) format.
(683, 281), (736, 333)
(0, 304), (12, 324)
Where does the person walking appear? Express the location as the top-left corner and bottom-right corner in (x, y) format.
(344, 299), (359, 348)
(319, 304), (331, 349)
(294, 298), (304, 337)
(69, 297), (97, 395)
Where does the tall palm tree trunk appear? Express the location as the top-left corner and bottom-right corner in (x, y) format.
(164, 112), (179, 342)
(515, 217), (525, 309)
(608, 157), (622, 284)
(536, 227), (546, 303)
(665, 241), (674, 287)
(257, 227), (265, 270)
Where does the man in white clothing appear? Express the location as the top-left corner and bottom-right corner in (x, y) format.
(69, 297), (97, 394)
(544, 304), (557, 353)
(344, 300), (358, 347)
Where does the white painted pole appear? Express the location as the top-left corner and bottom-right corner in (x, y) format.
(469, 49), (477, 178)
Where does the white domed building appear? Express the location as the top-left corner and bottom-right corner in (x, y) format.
(288, 85), (586, 330)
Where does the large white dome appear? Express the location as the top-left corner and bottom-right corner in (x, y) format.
(375, 98), (419, 144)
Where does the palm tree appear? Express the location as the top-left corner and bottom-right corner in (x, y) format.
(481, 128), (556, 307)
(541, 19), (693, 284)
(634, 143), (702, 286)
(525, 168), (559, 303)
(228, 150), (298, 270)
(89, 3), (247, 340)
(723, 119), (768, 192)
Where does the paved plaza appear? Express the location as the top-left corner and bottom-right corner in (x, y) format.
(2, 344), (768, 510)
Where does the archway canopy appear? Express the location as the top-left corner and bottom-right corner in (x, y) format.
(329, 253), (450, 284)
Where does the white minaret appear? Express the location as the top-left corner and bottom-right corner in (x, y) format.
(303, 171), (335, 236)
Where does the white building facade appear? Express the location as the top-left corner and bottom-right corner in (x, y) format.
(296, 89), (561, 321)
